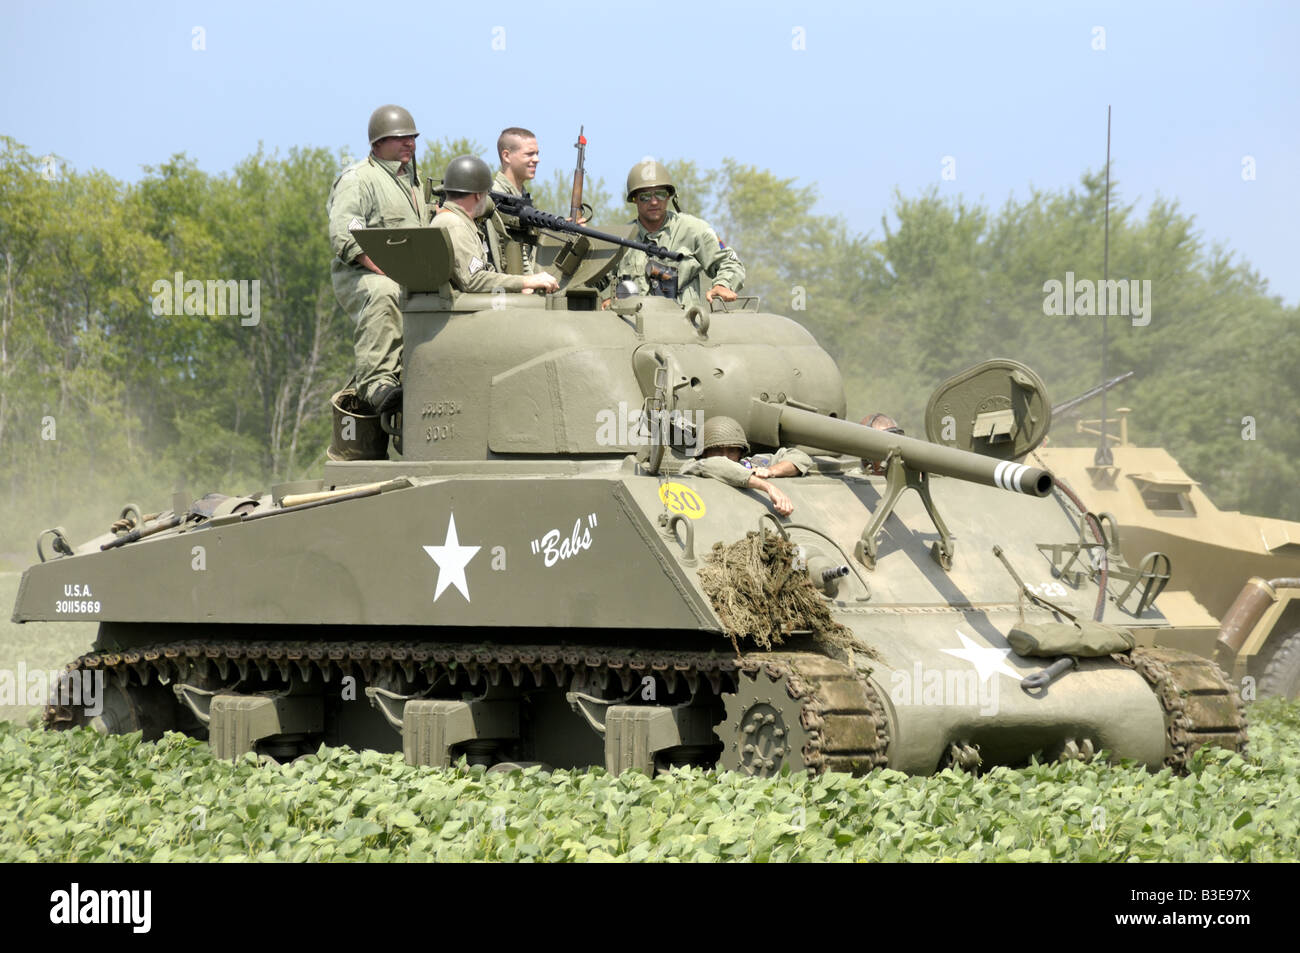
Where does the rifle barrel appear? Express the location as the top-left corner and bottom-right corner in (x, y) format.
(570, 125), (586, 222)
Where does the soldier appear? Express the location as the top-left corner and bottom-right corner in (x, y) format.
(603, 160), (745, 311)
(860, 413), (905, 475)
(493, 126), (539, 198)
(680, 416), (811, 517)
(326, 104), (429, 418)
(492, 127), (541, 274)
(432, 156), (559, 295)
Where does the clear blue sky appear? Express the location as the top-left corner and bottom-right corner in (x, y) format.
(3, 0), (1297, 304)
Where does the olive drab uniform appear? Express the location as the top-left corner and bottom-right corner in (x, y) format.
(610, 210), (745, 310)
(491, 170), (536, 275)
(431, 202), (533, 293)
(327, 155), (429, 406)
(680, 447), (813, 488)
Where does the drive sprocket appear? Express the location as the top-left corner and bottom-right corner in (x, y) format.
(720, 668), (814, 777)
(717, 653), (890, 777)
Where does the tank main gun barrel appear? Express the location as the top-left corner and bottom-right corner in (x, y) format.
(490, 191), (686, 262)
(749, 401), (1054, 497)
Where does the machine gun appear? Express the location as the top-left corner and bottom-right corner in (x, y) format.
(490, 191), (685, 263)
(1051, 371), (1134, 419)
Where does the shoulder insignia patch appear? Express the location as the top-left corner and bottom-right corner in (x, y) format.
(348, 217), (365, 232)
(469, 256), (484, 274)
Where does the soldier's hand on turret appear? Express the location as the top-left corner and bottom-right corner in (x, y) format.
(754, 461), (798, 479)
(523, 271), (559, 294)
(748, 476), (793, 516)
(705, 284), (737, 303)
(766, 484), (793, 517)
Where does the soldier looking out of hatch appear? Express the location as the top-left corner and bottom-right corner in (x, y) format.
(601, 160), (745, 311)
(681, 417), (811, 517)
(431, 155), (559, 295)
(860, 413), (905, 476)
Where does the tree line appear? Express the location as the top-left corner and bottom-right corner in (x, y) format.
(1, 134), (1295, 563)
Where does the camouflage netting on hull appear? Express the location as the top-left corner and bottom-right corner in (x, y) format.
(699, 531), (852, 652)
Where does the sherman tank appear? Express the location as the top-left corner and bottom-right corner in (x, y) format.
(10, 216), (1247, 776)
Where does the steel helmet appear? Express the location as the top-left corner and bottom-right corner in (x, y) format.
(701, 416), (750, 454)
(368, 105), (419, 144)
(443, 155), (493, 194)
(625, 159), (676, 202)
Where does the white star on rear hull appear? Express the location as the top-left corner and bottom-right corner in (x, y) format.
(941, 630), (1023, 683)
(423, 514), (480, 602)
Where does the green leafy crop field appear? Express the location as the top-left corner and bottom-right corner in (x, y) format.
(3, 575), (1297, 862)
(1, 702), (1296, 863)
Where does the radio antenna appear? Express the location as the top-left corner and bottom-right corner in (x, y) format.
(1095, 105), (1114, 466)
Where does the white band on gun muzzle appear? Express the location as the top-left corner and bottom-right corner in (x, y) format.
(993, 460), (1041, 494)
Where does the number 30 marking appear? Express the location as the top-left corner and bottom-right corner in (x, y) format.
(658, 482), (707, 520)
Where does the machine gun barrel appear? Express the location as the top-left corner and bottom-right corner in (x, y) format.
(1051, 370), (1135, 418)
(754, 402), (1053, 497)
(490, 192), (685, 262)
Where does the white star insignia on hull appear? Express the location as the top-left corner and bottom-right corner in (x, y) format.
(423, 513), (480, 602)
(941, 630), (1023, 683)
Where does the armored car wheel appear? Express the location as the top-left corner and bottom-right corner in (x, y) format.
(1257, 628), (1300, 700)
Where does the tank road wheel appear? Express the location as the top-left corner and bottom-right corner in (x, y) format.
(719, 668), (814, 777)
(1257, 629), (1300, 700)
(46, 670), (177, 742)
(717, 654), (890, 777)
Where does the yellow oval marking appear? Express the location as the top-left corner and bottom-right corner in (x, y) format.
(658, 482), (707, 519)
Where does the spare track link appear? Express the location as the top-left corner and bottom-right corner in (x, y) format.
(730, 652), (890, 775)
(1116, 646), (1249, 772)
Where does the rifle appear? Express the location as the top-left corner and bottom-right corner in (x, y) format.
(490, 191), (685, 263)
(570, 126), (588, 223)
(1051, 370), (1135, 418)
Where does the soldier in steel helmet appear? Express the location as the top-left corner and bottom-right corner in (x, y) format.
(603, 159), (745, 311)
(432, 155), (559, 295)
(680, 416), (811, 517)
(326, 104), (429, 418)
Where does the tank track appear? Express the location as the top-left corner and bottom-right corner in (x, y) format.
(42, 640), (891, 775)
(721, 653), (891, 776)
(1115, 646), (1249, 772)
